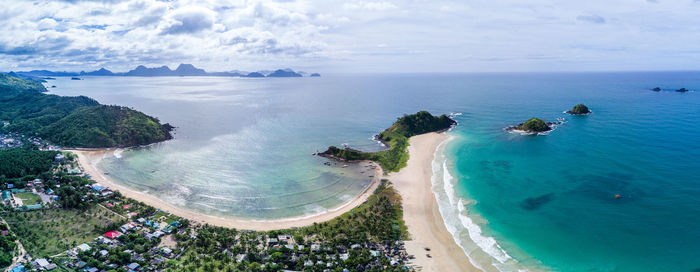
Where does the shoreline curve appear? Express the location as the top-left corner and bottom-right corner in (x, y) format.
(68, 148), (382, 231)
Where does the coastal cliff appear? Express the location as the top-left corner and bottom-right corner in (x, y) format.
(319, 111), (455, 172)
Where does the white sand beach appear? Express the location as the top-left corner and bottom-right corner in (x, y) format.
(390, 132), (481, 271)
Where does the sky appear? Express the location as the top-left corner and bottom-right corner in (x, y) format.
(1, 0), (700, 73)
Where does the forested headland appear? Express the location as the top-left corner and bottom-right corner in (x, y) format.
(320, 111), (455, 172)
(0, 73), (172, 148)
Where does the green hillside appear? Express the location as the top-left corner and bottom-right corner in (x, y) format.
(0, 73), (173, 147)
(0, 72), (46, 97)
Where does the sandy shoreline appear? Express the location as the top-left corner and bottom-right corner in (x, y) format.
(390, 132), (481, 271)
(68, 149), (382, 231)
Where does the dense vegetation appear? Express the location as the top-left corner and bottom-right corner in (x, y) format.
(166, 182), (409, 272)
(518, 118), (551, 132)
(321, 111), (455, 172)
(39, 105), (173, 147)
(567, 104), (591, 115)
(0, 73), (173, 147)
(0, 223), (16, 268)
(0, 147), (58, 179)
(0, 73), (46, 96)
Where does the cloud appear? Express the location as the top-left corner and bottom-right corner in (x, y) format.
(1, 0), (700, 73)
(576, 14), (606, 24)
(159, 6), (216, 35)
(0, 33), (73, 55)
(37, 18), (59, 30)
(343, 1), (397, 11)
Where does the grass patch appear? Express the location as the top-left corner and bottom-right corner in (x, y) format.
(2, 206), (123, 257)
(15, 192), (42, 205)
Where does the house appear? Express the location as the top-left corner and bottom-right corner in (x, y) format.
(104, 231), (123, 239)
(127, 262), (140, 270)
(99, 249), (109, 257)
(54, 153), (65, 162)
(96, 236), (114, 244)
(267, 237), (278, 244)
(311, 244), (321, 251)
(1, 230), (8, 236)
(278, 234), (291, 242)
(2, 190), (11, 201)
(120, 222), (137, 233)
(76, 243), (91, 252)
(304, 260), (314, 266)
(91, 184), (105, 192)
(304, 260), (314, 267)
(161, 247), (173, 256)
(22, 204), (42, 211)
(85, 267), (98, 272)
(35, 258), (57, 270)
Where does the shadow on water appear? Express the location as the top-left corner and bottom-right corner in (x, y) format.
(520, 193), (555, 210)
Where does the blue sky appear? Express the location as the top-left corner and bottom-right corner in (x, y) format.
(1, 0), (700, 73)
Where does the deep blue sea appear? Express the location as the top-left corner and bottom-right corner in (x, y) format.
(48, 72), (700, 271)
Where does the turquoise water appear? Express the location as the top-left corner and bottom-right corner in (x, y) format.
(47, 72), (700, 271)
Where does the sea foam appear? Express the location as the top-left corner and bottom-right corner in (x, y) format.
(431, 136), (526, 272)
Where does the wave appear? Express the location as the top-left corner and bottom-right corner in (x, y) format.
(431, 135), (526, 271)
(112, 148), (124, 158)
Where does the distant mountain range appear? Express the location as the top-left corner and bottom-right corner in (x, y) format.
(11, 64), (319, 78)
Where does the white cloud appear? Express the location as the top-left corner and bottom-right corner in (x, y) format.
(37, 18), (59, 30)
(159, 6), (216, 35)
(1, 0), (700, 73)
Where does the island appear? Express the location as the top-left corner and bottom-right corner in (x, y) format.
(11, 64), (321, 79)
(651, 87), (661, 92)
(318, 111), (455, 172)
(566, 103), (591, 115)
(506, 117), (563, 134)
(0, 73), (173, 148)
(676, 88), (689, 92)
(243, 72), (265, 77)
(266, 69), (303, 77)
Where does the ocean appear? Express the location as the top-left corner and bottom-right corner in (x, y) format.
(47, 72), (700, 271)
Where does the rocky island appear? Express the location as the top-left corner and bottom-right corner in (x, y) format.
(507, 117), (563, 135)
(566, 103), (592, 115)
(319, 111), (456, 172)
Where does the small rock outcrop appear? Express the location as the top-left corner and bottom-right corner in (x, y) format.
(566, 104), (591, 115)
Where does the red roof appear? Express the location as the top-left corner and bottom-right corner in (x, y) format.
(104, 231), (123, 239)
